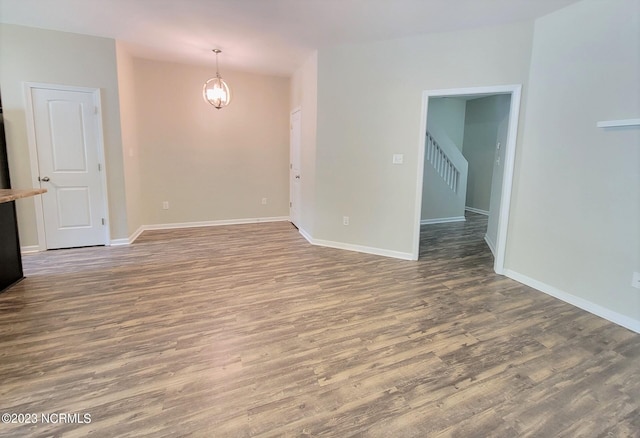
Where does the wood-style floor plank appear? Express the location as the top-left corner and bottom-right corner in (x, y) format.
(0, 213), (638, 437)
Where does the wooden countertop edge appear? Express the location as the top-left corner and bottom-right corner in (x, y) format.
(0, 188), (48, 204)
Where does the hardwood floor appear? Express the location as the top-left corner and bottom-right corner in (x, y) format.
(1, 213), (638, 437)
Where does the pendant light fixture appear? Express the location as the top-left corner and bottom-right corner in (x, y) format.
(203, 49), (231, 109)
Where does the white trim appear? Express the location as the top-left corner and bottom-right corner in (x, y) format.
(465, 207), (489, 216)
(27, 217), (291, 248)
(127, 225), (145, 244)
(296, 226), (412, 259)
(143, 216), (289, 232)
(596, 118), (640, 128)
(484, 234), (496, 257)
(20, 245), (41, 254)
(422, 85), (521, 98)
(23, 82), (111, 249)
(289, 107), (302, 228)
(94, 89), (112, 245)
(420, 216), (465, 225)
(109, 217), (291, 246)
(414, 84), (522, 275)
(504, 269), (640, 334)
(297, 227), (313, 245)
(24, 83), (47, 252)
(412, 91), (429, 261)
(495, 85), (522, 275)
(309, 236), (414, 260)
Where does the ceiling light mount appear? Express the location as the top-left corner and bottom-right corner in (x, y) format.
(203, 49), (231, 109)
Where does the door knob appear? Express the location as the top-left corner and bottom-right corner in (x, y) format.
(39, 176), (50, 182)
(295, 175), (300, 179)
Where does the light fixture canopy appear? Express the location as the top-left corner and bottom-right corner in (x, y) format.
(203, 49), (231, 109)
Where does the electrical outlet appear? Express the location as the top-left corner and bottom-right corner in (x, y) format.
(261, 198), (267, 205)
(343, 216), (349, 226)
(162, 201), (169, 210)
(632, 272), (640, 289)
(392, 154), (404, 164)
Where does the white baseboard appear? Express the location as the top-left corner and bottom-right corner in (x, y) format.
(484, 234), (496, 257)
(126, 225), (145, 245)
(34, 216), (413, 262)
(504, 269), (640, 334)
(303, 234), (414, 260)
(465, 207), (489, 216)
(144, 216), (289, 231)
(115, 218), (413, 261)
(21, 245), (41, 254)
(109, 238), (131, 246)
(120, 216), (290, 245)
(421, 216), (466, 225)
(27, 217), (295, 248)
(298, 227), (313, 245)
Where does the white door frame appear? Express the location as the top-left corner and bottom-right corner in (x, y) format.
(289, 106), (301, 226)
(413, 84), (522, 274)
(24, 82), (111, 251)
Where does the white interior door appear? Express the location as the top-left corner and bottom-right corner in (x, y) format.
(29, 86), (107, 249)
(290, 109), (302, 228)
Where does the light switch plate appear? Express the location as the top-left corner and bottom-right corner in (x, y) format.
(392, 154), (404, 164)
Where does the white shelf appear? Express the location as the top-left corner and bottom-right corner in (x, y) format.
(596, 118), (640, 128)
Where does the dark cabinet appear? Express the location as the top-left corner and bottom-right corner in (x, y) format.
(0, 201), (23, 291)
(0, 95), (26, 292)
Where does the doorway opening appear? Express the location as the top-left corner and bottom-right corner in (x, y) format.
(413, 85), (522, 274)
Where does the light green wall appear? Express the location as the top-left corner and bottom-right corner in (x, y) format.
(508, 0), (640, 322)
(426, 97), (466, 150)
(132, 58), (290, 225)
(314, 22), (534, 254)
(462, 95), (510, 212)
(0, 23), (128, 244)
(420, 161), (466, 222)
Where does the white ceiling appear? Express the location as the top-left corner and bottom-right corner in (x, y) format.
(0, 0), (580, 77)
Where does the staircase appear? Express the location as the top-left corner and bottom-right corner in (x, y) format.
(421, 127), (468, 224)
(425, 128), (468, 198)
